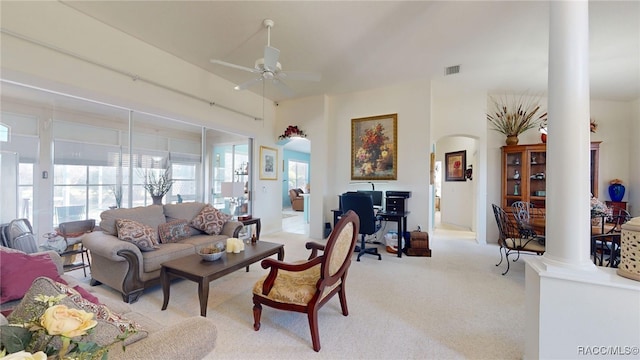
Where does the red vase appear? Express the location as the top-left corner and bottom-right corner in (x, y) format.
(541, 133), (547, 143)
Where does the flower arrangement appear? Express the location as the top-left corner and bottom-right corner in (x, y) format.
(278, 125), (306, 140)
(487, 94), (547, 137)
(610, 178), (623, 185)
(141, 168), (174, 197)
(0, 294), (129, 359)
(538, 117), (598, 135)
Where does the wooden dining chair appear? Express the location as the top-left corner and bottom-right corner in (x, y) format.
(252, 210), (359, 351)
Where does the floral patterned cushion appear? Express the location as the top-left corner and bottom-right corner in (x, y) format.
(8, 277), (147, 346)
(190, 204), (231, 235)
(253, 265), (340, 306)
(157, 219), (191, 243)
(116, 219), (159, 251)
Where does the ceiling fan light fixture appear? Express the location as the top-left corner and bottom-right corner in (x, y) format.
(210, 18), (320, 97)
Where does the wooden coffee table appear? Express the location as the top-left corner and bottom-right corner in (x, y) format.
(161, 241), (284, 317)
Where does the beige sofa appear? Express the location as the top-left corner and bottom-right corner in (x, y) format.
(83, 202), (243, 303)
(0, 248), (217, 359)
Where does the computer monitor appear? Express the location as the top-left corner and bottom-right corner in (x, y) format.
(357, 190), (383, 208)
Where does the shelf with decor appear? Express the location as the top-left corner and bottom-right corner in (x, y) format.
(501, 142), (600, 210)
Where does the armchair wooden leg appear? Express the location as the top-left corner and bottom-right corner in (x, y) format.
(338, 285), (349, 316)
(307, 309), (321, 352)
(253, 301), (262, 331)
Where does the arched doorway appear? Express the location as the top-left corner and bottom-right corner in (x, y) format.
(434, 135), (478, 240)
(281, 137), (310, 234)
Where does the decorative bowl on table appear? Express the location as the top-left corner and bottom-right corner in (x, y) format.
(198, 242), (225, 261)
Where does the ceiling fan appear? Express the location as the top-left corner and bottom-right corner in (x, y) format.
(210, 19), (321, 97)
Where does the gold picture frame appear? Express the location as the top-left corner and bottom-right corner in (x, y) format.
(351, 113), (398, 180)
(259, 146), (278, 180)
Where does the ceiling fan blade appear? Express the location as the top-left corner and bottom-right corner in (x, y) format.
(280, 70), (322, 82)
(263, 45), (280, 71)
(210, 59), (259, 74)
(234, 77), (263, 91)
(272, 79), (294, 97)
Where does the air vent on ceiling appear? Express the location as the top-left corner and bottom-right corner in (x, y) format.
(445, 65), (460, 76)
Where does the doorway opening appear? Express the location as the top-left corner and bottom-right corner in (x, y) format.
(281, 137), (309, 234)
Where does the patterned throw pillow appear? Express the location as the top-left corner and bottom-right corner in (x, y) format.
(157, 219), (191, 243)
(8, 277), (147, 346)
(116, 219), (159, 252)
(190, 204), (231, 235)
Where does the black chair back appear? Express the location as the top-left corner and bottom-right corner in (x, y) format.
(340, 192), (377, 235)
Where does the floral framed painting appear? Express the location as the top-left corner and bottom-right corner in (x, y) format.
(351, 113), (397, 180)
(445, 150), (466, 181)
(259, 146), (278, 180)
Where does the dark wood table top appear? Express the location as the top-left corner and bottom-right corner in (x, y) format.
(161, 241), (284, 278)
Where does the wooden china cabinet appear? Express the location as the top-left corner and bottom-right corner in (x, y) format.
(501, 142), (600, 209)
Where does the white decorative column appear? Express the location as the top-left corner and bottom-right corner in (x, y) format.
(525, 3), (640, 359)
(544, 0), (593, 269)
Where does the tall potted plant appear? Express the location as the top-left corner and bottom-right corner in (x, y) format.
(487, 94), (547, 145)
(142, 168), (174, 205)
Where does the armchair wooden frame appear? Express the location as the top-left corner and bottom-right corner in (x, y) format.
(252, 210), (359, 352)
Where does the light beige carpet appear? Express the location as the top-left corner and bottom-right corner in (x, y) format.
(75, 229), (526, 359)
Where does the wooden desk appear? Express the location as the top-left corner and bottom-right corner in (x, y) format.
(332, 209), (410, 258)
(377, 211), (411, 258)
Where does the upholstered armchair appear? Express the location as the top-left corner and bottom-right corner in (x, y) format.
(252, 210), (359, 352)
(289, 188), (304, 211)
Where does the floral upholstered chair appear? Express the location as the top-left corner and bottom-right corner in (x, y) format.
(252, 210), (359, 352)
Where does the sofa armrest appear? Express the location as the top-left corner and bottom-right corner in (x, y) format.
(109, 317), (217, 360)
(40, 250), (64, 275)
(221, 220), (243, 238)
(83, 231), (142, 263)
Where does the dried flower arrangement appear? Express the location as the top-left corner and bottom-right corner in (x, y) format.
(141, 168), (174, 197)
(487, 94), (547, 144)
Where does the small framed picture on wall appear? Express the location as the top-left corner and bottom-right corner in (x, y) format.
(259, 146), (278, 180)
(445, 150), (466, 181)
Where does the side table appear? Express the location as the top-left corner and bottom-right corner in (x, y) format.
(240, 218), (261, 240)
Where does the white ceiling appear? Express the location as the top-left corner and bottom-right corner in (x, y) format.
(60, 1), (639, 103)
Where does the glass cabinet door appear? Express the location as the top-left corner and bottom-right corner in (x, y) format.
(529, 150), (546, 208)
(505, 151), (523, 206)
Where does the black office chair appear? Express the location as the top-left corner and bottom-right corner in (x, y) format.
(340, 192), (382, 261)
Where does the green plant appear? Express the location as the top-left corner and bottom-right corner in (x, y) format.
(141, 168), (174, 197)
(487, 94), (547, 137)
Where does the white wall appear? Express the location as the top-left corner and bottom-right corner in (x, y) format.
(276, 95), (327, 239)
(437, 136), (476, 230)
(431, 87), (488, 242)
(324, 80), (432, 233)
(630, 99), (640, 216)
(591, 100), (634, 208)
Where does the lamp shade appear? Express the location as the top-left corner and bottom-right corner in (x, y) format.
(221, 182), (245, 197)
